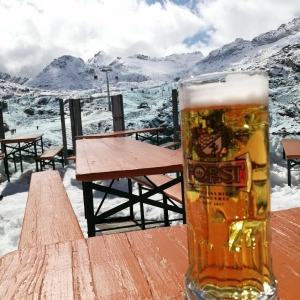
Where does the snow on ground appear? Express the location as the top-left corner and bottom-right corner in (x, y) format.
(1, 82), (300, 258)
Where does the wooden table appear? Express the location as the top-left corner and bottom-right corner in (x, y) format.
(76, 137), (184, 237)
(75, 127), (165, 145)
(281, 138), (300, 186)
(1, 207), (300, 299)
(0, 133), (43, 181)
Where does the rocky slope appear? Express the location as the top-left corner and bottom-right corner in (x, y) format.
(1, 18), (300, 155)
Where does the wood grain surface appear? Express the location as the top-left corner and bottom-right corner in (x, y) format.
(75, 127), (164, 139)
(76, 137), (183, 182)
(35, 146), (63, 160)
(18, 170), (84, 249)
(1, 209), (299, 299)
(282, 138), (300, 159)
(0, 133), (43, 144)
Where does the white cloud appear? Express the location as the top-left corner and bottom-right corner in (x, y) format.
(196, 0), (300, 54)
(0, 0), (299, 78)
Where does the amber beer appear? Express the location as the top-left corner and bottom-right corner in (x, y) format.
(179, 72), (278, 300)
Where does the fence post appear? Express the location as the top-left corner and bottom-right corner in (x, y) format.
(172, 89), (179, 142)
(59, 98), (68, 165)
(0, 107), (5, 153)
(69, 99), (76, 155)
(111, 94), (125, 131)
(69, 98), (83, 155)
(73, 99), (83, 136)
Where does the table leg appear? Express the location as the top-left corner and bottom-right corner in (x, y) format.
(3, 145), (10, 182)
(18, 143), (23, 172)
(83, 181), (96, 237)
(128, 179), (134, 219)
(137, 184), (145, 230)
(287, 159), (291, 186)
(163, 194), (169, 227)
(34, 141), (39, 172)
(82, 182), (87, 219)
(40, 136), (44, 153)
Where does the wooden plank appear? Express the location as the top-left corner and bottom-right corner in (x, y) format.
(75, 127), (164, 139)
(18, 170), (84, 249)
(126, 225), (187, 299)
(0, 219), (300, 299)
(35, 146), (63, 160)
(87, 234), (153, 299)
(271, 208), (300, 299)
(0, 239), (95, 299)
(282, 138), (300, 158)
(111, 94), (125, 132)
(159, 141), (180, 149)
(66, 155), (76, 161)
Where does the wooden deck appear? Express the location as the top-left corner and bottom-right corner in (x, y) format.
(0, 208), (299, 299)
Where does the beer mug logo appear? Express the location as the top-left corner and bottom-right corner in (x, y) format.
(191, 112), (232, 158)
(187, 110), (252, 192)
(198, 132), (228, 157)
(188, 153), (252, 193)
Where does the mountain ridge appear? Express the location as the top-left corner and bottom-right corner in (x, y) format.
(1, 17), (300, 92)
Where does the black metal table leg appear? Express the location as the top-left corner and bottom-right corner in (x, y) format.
(128, 179), (134, 219)
(83, 181), (96, 237)
(18, 142), (23, 172)
(287, 159), (291, 186)
(3, 145), (10, 182)
(34, 141), (39, 172)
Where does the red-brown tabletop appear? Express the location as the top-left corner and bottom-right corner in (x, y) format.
(0, 208), (299, 299)
(75, 127), (164, 145)
(76, 137), (183, 182)
(0, 133), (43, 144)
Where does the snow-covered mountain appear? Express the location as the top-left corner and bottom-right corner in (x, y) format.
(1, 17), (300, 155)
(16, 17), (299, 91)
(25, 50), (204, 90)
(180, 18), (300, 77)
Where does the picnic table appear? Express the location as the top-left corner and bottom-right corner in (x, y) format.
(75, 127), (165, 145)
(75, 137), (184, 237)
(0, 207), (299, 299)
(0, 133), (44, 181)
(281, 138), (300, 186)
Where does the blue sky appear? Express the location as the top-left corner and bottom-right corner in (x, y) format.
(0, 0), (300, 78)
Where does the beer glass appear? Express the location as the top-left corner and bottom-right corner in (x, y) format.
(179, 71), (278, 300)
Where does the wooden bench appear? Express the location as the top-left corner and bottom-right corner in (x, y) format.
(282, 139), (300, 186)
(66, 155), (76, 162)
(36, 146), (64, 171)
(130, 174), (186, 228)
(159, 141), (180, 149)
(18, 170), (84, 249)
(0, 150), (17, 172)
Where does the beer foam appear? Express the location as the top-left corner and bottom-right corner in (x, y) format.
(179, 72), (269, 109)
